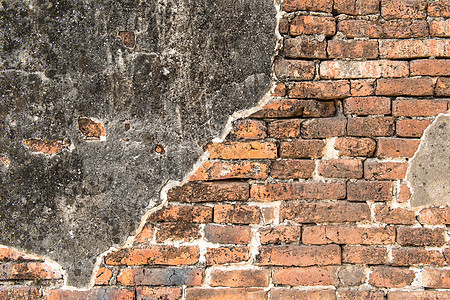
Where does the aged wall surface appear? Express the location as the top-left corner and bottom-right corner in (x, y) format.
(1, 0), (450, 299)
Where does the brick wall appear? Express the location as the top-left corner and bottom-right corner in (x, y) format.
(1, 0), (449, 299)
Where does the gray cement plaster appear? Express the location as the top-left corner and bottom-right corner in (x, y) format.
(0, 0), (275, 287)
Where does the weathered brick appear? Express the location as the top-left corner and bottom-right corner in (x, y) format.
(381, 0), (427, 19)
(134, 224), (156, 244)
(301, 118), (347, 138)
(213, 205), (261, 224)
(411, 59), (450, 76)
(282, 0), (333, 13)
(185, 288), (267, 300)
(369, 267), (415, 288)
(284, 38), (327, 59)
(280, 140), (326, 158)
(251, 99), (335, 118)
(380, 39), (450, 59)
(337, 290), (385, 300)
(279, 18), (289, 35)
(321, 60), (408, 80)
(302, 226), (395, 245)
(0, 287), (42, 300)
(207, 142), (277, 159)
(0, 247), (38, 262)
(374, 205), (415, 224)
(227, 119), (267, 140)
(205, 247), (250, 265)
(256, 245), (341, 266)
(95, 267), (113, 285)
(397, 184), (411, 203)
(364, 161), (408, 180)
(430, 20), (450, 37)
(271, 289), (336, 300)
(397, 227), (446, 247)
(344, 97), (391, 116)
(418, 206), (450, 225)
(210, 269), (270, 287)
(78, 117), (105, 140)
(117, 268), (203, 286)
(104, 246), (199, 266)
(388, 291), (450, 300)
(0, 262), (62, 280)
(334, 137), (376, 157)
(428, 0), (450, 17)
(46, 288), (134, 300)
(318, 159), (363, 179)
(347, 181), (393, 202)
(189, 161), (269, 181)
(337, 265), (366, 287)
(155, 222), (200, 243)
(339, 20), (428, 39)
(347, 117), (394, 137)
(274, 59), (315, 81)
(393, 99), (448, 117)
(351, 79), (375, 96)
(392, 248), (446, 266)
(268, 119), (301, 139)
(259, 226), (301, 245)
(252, 182), (346, 201)
(272, 82), (287, 97)
(146, 205), (212, 223)
(334, 0), (380, 15)
(118, 31), (135, 48)
(396, 119), (432, 137)
(342, 246), (388, 265)
(204, 224), (251, 244)
(376, 78), (434, 96)
(271, 160), (315, 179)
(273, 266), (338, 286)
(261, 207), (277, 225)
(167, 182), (249, 203)
(23, 138), (70, 155)
(281, 202), (370, 223)
(290, 81), (350, 99)
(290, 16), (336, 36)
(423, 268), (450, 289)
(375, 138), (420, 158)
(136, 287), (182, 300)
(328, 40), (378, 59)
(436, 77), (450, 96)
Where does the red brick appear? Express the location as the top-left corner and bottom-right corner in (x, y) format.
(334, 0), (380, 15)
(376, 78), (434, 96)
(380, 39), (450, 59)
(146, 205), (212, 223)
(282, 0), (333, 13)
(136, 287), (182, 300)
(423, 269), (450, 289)
(268, 119), (301, 139)
(318, 159), (363, 179)
(23, 138), (70, 155)
(392, 248), (446, 266)
(342, 246), (388, 265)
(0, 262), (62, 280)
(258, 226), (301, 244)
(347, 117), (394, 137)
(0, 287), (42, 300)
(388, 291), (450, 300)
(104, 246), (199, 266)
(78, 117), (105, 139)
(397, 227), (446, 247)
(284, 38), (327, 59)
(303, 226), (395, 245)
(328, 40), (378, 59)
(271, 289), (336, 300)
(117, 268), (203, 286)
(280, 140), (326, 158)
(46, 288), (134, 300)
(344, 97), (391, 116)
(155, 222), (200, 243)
(185, 288), (267, 300)
(95, 267), (113, 285)
(271, 160), (315, 179)
(381, 0), (427, 19)
(364, 161), (408, 180)
(251, 182), (346, 201)
(436, 77), (450, 96)
(397, 184), (411, 203)
(279, 18), (289, 35)
(376, 138), (420, 158)
(134, 224), (156, 244)
(338, 290), (385, 300)
(430, 20), (450, 37)
(374, 205), (415, 224)
(321, 60), (408, 80)
(272, 82), (287, 97)
(189, 161), (269, 181)
(338, 20), (428, 39)
(210, 269), (270, 287)
(334, 137), (376, 157)
(290, 81), (350, 99)
(281, 202), (370, 223)
(213, 205), (261, 224)
(396, 119), (432, 137)
(273, 266), (338, 286)
(227, 119), (267, 140)
(204, 224), (251, 244)
(347, 181), (393, 202)
(251, 99), (335, 118)
(256, 244), (341, 266)
(205, 247), (250, 265)
(428, 1), (450, 17)
(301, 118), (346, 138)
(369, 267), (415, 288)
(411, 59), (450, 76)
(0, 247), (39, 262)
(290, 16), (335, 36)
(418, 206), (450, 225)
(206, 141), (277, 159)
(351, 79), (375, 96)
(393, 99), (448, 117)
(167, 182), (249, 203)
(274, 59), (315, 81)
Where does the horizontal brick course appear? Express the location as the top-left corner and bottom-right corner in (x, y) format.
(251, 182), (346, 201)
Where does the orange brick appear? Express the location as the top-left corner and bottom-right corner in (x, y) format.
(389, 291), (450, 300)
(270, 160), (315, 179)
(376, 78), (434, 96)
(94, 267), (113, 285)
(369, 267), (415, 288)
(347, 117), (394, 137)
(397, 227), (446, 247)
(396, 119), (432, 137)
(318, 159), (363, 179)
(338, 290), (385, 300)
(258, 226), (301, 245)
(281, 202), (370, 223)
(274, 59), (315, 81)
(205, 247), (250, 265)
(213, 205), (261, 224)
(380, 39), (450, 59)
(290, 80), (350, 99)
(430, 20), (450, 37)
(0, 247), (38, 262)
(23, 138), (70, 155)
(393, 99), (448, 117)
(134, 224), (156, 244)
(351, 79), (375, 96)
(328, 40), (378, 59)
(251, 182), (346, 201)
(303, 226), (395, 245)
(347, 181), (393, 202)
(301, 118), (347, 138)
(334, 137), (376, 157)
(146, 205), (212, 223)
(256, 245), (341, 266)
(381, 0), (427, 19)
(374, 205), (415, 224)
(338, 20), (428, 39)
(411, 59), (450, 76)
(77, 117), (105, 139)
(136, 287), (182, 300)
(364, 161), (408, 180)
(423, 269), (450, 289)
(155, 222), (200, 243)
(418, 206), (450, 225)
(397, 184), (411, 203)
(268, 119), (301, 139)
(282, 0), (333, 12)
(334, 0), (380, 15)
(185, 288), (267, 300)
(251, 99), (335, 118)
(271, 289), (336, 300)
(320, 60), (408, 79)
(273, 266), (338, 286)
(117, 268), (203, 286)
(0, 287), (42, 300)
(204, 224), (251, 244)
(436, 77), (450, 96)
(210, 269), (270, 287)
(206, 141), (277, 159)
(272, 82), (287, 97)
(280, 139), (326, 158)
(290, 16), (335, 36)
(189, 161), (269, 181)
(376, 138), (420, 158)
(0, 262), (62, 280)
(344, 97), (391, 116)
(392, 248), (446, 267)
(227, 119), (267, 140)
(167, 182), (249, 203)
(46, 288), (134, 300)
(428, 0), (450, 17)
(342, 246), (388, 265)
(284, 38), (327, 59)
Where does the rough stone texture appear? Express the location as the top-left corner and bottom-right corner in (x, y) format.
(408, 114), (450, 207)
(0, 0), (275, 287)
